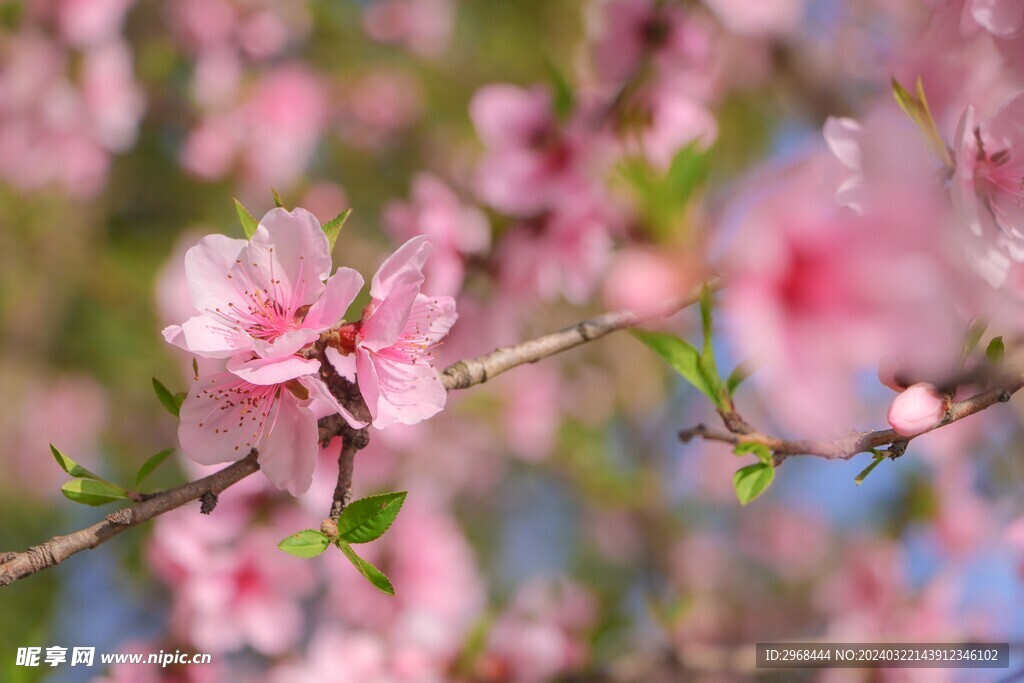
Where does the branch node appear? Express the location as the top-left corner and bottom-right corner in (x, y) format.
(105, 508), (134, 525)
(887, 440), (909, 460)
(1000, 389), (1012, 403)
(0, 552), (15, 564)
(200, 491), (219, 515)
(320, 518), (338, 539)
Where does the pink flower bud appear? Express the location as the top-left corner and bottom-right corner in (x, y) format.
(887, 383), (946, 437)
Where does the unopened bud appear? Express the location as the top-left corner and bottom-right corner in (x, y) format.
(887, 382), (945, 437)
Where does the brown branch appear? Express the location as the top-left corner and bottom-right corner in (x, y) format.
(0, 287), (709, 588)
(0, 451), (259, 586)
(680, 375), (1024, 461)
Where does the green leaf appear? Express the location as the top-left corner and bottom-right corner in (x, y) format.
(136, 448), (175, 488)
(697, 285), (722, 401)
(50, 444), (103, 481)
(272, 187), (285, 208)
(725, 363), (751, 396)
(338, 540), (394, 595)
(986, 336), (1005, 364)
(337, 492), (408, 544)
(733, 463), (774, 505)
(234, 197), (259, 239)
(61, 479), (129, 506)
(544, 57), (573, 120)
(152, 377), (183, 417)
(631, 330), (722, 408)
(854, 452), (886, 486)
(961, 319), (987, 361)
(278, 530), (331, 558)
(891, 77), (952, 167)
(733, 442), (772, 465)
(322, 209), (352, 252)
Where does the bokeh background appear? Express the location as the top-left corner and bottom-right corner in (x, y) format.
(2, 0), (1024, 681)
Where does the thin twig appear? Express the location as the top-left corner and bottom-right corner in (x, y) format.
(680, 375), (1024, 461)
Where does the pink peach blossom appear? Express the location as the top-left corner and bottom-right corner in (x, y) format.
(622, 86), (717, 169)
(952, 92), (1024, 286)
(164, 207), (363, 364)
(363, 0), (454, 57)
(470, 84), (597, 216)
(343, 236), (458, 428)
(887, 382), (947, 437)
(383, 173), (490, 295)
(702, 0), (808, 35)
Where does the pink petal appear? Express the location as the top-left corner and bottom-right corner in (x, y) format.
(403, 293), (458, 347)
(972, 0), (1024, 37)
(823, 117), (864, 173)
(226, 354), (321, 385)
(179, 373), (277, 465)
(239, 207), (332, 312)
(252, 327), (322, 359)
(184, 233), (250, 315)
(357, 349), (447, 429)
(256, 392), (319, 495)
(469, 84), (551, 148)
(297, 374), (367, 428)
(301, 267), (365, 330)
(179, 315), (254, 358)
(361, 237), (431, 349)
(325, 347), (357, 382)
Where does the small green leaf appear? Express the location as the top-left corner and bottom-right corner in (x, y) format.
(61, 479), (129, 506)
(698, 285), (722, 400)
(631, 330), (722, 408)
(544, 57), (573, 120)
(50, 445), (103, 481)
(322, 209), (352, 252)
(891, 77), (952, 167)
(152, 378), (182, 417)
(278, 530), (331, 558)
(726, 363), (751, 396)
(338, 540), (394, 595)
(854, 452), (886, 486)
(733, 463), (774, 505)
(986, 336), (1005, 364)
(136, 448), (175, 488)
(961, 319), (987, 361)
(733, 442), (772, 465)
(234, 198), (259, 239)
(272, 187), (285, 208)
(338, 492), (408, 544)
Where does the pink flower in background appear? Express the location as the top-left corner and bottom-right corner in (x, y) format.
(151, 510), (317, 655)
(363, 0), (455, 57)
(952, 92), (1024, 286)
(602, 246), (698, 316)
(338, 236), (457, 429)
(45, 0), (136, 48)
(182, 66), (327, 192)
(336, 69), (424, 150)
(887, 383), (947, 437)
(0, 32), (144, 197)
(499, 202), (614, 304)
(963, 0), (1024, 38)
(723, 157), (964, 435)
(621, 86), (718, 169)
(470, 84), (597, 216)
(168, 0), (311, 61)
(164, 208), (363, 362)
(702, 0), (808, 36)
(383, 173), (490, 295)
(590, 0), (715, 87)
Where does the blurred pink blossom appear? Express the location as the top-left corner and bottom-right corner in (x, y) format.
(602, 246), (698, 316)
(384, 173), (490, 296)
(363, 0), (454, 57)
(484, 578), (596, 683)
(702, 0), (808, 36)
(470, 84), (601, 217)
(182, 66), (328, 192)
(498, 203), (614, 304)
(336, 70), (424, 150)
(590, 0), (715, 88)
(621, 86), (717, 169)
(150, 509), (318, 655)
